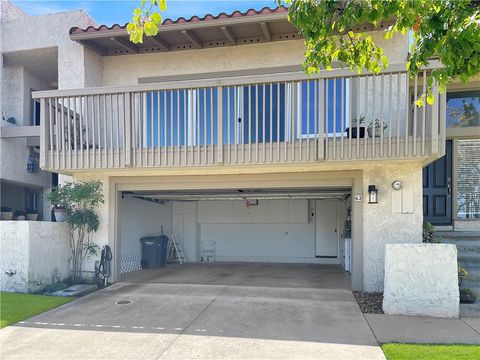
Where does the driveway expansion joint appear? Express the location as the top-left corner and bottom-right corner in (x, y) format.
(154, 285), (229, 360)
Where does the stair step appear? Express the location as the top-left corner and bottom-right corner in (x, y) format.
(465, 281), (480, 288)
(436, 231), (480, 238)
(460, 303), (480, 318)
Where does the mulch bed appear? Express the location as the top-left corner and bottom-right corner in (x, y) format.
(353, 291), (384, 314)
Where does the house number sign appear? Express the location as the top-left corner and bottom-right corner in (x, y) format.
(354, 194), (363, 202)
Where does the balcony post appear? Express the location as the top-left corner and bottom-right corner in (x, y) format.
(124, 92), (132, 167)
(430, 83), (439, 155)
(39, 98), (49, 169)
(217, 85), (223, 164)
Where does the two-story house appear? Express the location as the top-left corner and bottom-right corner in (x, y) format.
(2, 4), (478, 294)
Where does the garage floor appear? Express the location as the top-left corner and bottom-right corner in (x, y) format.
(123, 262), (351, 289)
(0, 263), (385, 360)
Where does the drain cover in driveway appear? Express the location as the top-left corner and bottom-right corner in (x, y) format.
(115, 300), (133, 305)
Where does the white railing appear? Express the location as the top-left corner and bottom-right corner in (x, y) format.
(33, 67), (445, 171)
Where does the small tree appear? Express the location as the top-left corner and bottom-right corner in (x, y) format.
(48, 180), (104, 283)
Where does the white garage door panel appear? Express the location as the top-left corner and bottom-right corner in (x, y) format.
(201, 223), (315, 261)
(197, 200), (308, 224)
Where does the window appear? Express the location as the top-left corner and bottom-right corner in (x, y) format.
(145, 88), (217, 147)
(32, 99), (41, 126)
(456, 139), (480, 219)
(144, 79), (349, 147)
(447, 91), (480, 128)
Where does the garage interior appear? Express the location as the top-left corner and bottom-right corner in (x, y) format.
(118, 187), (353, 288)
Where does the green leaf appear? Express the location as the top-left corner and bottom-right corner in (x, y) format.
(133, 8), (142, 16)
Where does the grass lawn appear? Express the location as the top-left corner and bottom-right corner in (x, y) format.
(382, 343), (480, 360)
(0, 292), (73, 328)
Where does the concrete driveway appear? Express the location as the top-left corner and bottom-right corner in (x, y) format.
(0, 263), (385, 359)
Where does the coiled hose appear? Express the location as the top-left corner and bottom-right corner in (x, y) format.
(95, 245), (112, 288)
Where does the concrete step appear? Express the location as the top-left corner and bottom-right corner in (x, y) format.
(461, 277), (480, 289)
(460, 303), (480, 318)
(459, 286), (480, 318)
(436, 231), (480, 247)
(458, 248), (480, 256)
(436, 231), (480, 239)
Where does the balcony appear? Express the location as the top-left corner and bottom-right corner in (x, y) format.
(33, 66), (446, 172)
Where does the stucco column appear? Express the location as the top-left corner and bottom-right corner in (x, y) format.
(362, 162), (424, 292)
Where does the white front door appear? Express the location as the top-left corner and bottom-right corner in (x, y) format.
(315, 200), (339, 257)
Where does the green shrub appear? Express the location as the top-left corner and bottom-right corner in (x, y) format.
(422, 222), (435, 243)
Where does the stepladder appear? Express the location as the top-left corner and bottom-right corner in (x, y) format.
(168, 233), (187, 265)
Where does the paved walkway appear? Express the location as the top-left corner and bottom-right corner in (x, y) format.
(0, 264), (385, 360)
(365, 314), (480, 345)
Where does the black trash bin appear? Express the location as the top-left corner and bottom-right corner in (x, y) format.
(140, 235), (169, 269)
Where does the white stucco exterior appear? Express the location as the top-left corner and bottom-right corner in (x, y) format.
(362, 162), (424, 291)
(0, 221), (70, 293)
(2, 3), (458, 298)
(383, 243), (460, 318)
(101, 31), (408, 86)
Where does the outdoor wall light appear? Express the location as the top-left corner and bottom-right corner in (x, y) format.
(368, 185), (378, 204)
(392, 180), (403, 191)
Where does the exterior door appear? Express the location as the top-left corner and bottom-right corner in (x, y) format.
(423, 140), (452, 225)
(315, 200), (339, 257)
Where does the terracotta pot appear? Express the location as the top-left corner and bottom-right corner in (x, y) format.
(53, 208), (66, 222)
(0, 212), (13, 220)
(26, 213), (38, 221)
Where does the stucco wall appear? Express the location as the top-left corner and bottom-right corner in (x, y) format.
(0, 137), (51, 188)
(0, 221), (70, 292)
(102, 31), (408, 86)
(383, 243), (459, 318)
(119, 196), (172, 271)
(362, 162), (424, 292)
(1, 10), (98, 90)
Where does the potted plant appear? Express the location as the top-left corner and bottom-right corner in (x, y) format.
(345, 116), (366, 138)
(52, 205), (67, 222)
(458, 265), (469, 287)
(0, 206), (13, 220)
(14, 210), (26, 220)
(26, 208), (38, 221)
(367, 119), (388, 138)
(47, 180), (104, 284)
(460, 288), (477, 304)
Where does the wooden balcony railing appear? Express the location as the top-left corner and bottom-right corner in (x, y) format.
(33, 66), (446, 171)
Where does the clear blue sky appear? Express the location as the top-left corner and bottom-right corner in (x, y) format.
(14, 0), (277, 26)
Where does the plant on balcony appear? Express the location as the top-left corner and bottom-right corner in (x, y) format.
(47, 180), (104, 283)
(346, 116), (366, 138)
(14, 210), (26, 221)
(0, 207), (13, 221)
(64, 118), (87, 150)
(367, 119), (388, 138)
(26, 208), (38, 221)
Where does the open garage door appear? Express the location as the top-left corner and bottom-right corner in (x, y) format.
(118, 187), (352, 276)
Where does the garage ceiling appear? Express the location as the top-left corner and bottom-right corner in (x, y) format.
(123, 188), (351, 202)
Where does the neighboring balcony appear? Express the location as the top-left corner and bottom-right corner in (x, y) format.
(33, 66), (446, 172)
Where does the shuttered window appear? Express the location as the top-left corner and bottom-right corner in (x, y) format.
(456, 139), (480, 219)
